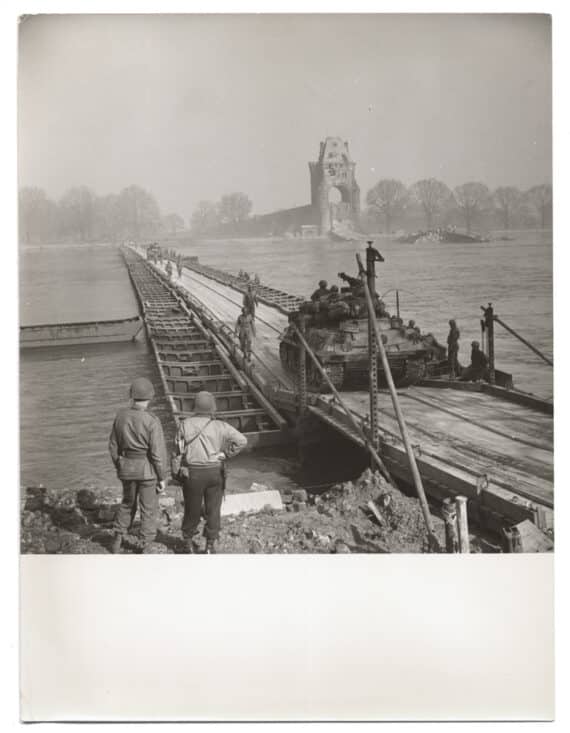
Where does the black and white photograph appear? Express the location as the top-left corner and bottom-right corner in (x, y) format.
(14, 8), (558, 723)
(19, 13), (553, 557)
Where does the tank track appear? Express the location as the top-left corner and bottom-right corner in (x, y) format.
(397, 359), (427, 387)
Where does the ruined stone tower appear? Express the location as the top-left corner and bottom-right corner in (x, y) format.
(309, 137), (361, 234)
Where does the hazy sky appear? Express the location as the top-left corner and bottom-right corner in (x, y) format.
(18, 14), (551, 218)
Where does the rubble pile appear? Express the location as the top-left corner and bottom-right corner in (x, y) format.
(21, 469), (444, 554)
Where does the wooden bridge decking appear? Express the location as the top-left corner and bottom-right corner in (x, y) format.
(142, 249), (553, 531)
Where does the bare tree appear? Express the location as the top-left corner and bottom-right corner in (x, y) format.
(410, 178), (451, 229)
(117, 185), (161, 239)
(190, 200), (220, 235)
(493, 186), (522, 231)
(526, 184), (553, 229)
(162, 213), (185, 235)
(94, 194), (122, 242)
(59, 186), (97, 242)
(219, 192), (252, 225)
(19, 187), (55, 243)
(453, 182), (491, 233)
(365, 179), (408, 233)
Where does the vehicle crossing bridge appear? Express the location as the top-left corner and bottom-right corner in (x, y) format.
(130, 245), (554, 540)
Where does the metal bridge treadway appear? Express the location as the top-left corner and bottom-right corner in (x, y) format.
(122, 248), (289, 447)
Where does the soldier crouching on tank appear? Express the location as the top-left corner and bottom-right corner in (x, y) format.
(108, 378), (167, 554)
(460, 341), (489, 382)
(172, 391), (247, 553)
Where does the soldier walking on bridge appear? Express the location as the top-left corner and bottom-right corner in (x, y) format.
(243, 283), (258, 321)
(166, 259), (173, 280)
(173, 391), (247, 553)
(177, 255), (183, 279)
(235, 307), (256, 362)
(108, 377), (167, 554)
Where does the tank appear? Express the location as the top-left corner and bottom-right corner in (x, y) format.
(279, 289), (448, 391)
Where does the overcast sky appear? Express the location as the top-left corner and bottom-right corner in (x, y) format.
(18, 13), (551, 219)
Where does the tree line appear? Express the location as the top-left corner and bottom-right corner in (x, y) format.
(363, 179), (552, 234)
(18, 184), (186, 245)
(19, 184), (255, 245)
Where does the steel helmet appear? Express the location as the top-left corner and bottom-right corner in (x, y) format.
(194, 391), (216, 415)
(130, 377), (155, 401)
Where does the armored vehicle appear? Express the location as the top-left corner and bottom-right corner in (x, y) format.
(278, 271), (448, 391)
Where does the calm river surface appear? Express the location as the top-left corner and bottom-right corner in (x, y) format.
(19, 233), (552, 489)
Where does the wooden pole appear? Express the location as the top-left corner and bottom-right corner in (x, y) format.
(455, 495), (470, 553)
(483, 303), (495, 384)
(292, 324), (395, 486)
(493, 314), (553, 366)
(442, 498), (458, 553)
(298, 314), (308, 415)
(356, 253), (440, 550)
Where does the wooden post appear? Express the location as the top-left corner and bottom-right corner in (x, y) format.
(298, 315), (308, 416)
(455, 495), (470, 553)
(442, 498), (458, 553)
(367, 254), (379, 451)
(483, 303), (495, 385)
(357, 254), (441, 552)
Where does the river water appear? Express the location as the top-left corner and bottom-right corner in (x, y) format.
(19, 232), (552, 489)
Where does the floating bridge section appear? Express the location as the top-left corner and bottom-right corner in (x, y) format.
(122, 248), (290, 448)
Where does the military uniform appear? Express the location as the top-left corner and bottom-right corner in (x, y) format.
(108, 378), (167, 550)
(235, 311), (256, 360)
(447, 321), (460, 378)
(174, 392), (247, 552)
(243, 289), (258, 319)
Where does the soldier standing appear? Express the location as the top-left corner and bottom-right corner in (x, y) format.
(235, 307), (256, 361)
(243, 283), (258, 321)
(108, 378), (167, 554)
(311, 280), (330, 301)
(173, 391), (247, 553)
(447, 319), (460, 378)
(166, 260), (173, 280)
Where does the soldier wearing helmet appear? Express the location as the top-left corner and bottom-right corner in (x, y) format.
(447, 319), (461, 379)
(173, 390), (247, 553)
(310, 280), (330, 302)
(460, 340), (489, 382)
(108, 377), (167, 554)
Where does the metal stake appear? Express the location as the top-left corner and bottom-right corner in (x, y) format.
(357, 253), (441, 551)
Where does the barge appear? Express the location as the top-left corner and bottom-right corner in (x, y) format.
(20, 315), (143, 349)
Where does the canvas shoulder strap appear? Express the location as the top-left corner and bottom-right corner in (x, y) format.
(180, 417), (214, 455)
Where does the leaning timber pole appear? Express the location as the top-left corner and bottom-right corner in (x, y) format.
(366, 242), (379, 449)
(491, 311), (553, 367)
(292, 324), (395, 486)
(356, 253), (440, 550)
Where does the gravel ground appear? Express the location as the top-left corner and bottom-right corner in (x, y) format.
(20, 469), (447, 554)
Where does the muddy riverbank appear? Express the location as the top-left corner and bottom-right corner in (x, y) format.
(20, 469), (457, 554)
